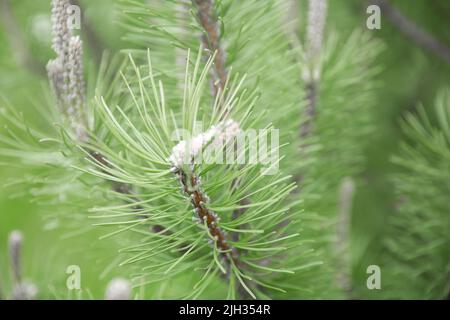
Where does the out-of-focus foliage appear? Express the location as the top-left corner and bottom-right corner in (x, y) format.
(379, 90), (450, 299)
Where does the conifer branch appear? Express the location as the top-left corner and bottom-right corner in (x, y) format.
(193, 0), (228, 100)
(299, 82), (318, 139)
(0, 0), (46, 76)
(191, 0), (251, 247)
(334, 177), (355, 295)
(169, 120), (241, 270)
(175, 168), (239, 263)
(9, 231), (23, 286)
(300, 0), (327, 140)
(305, 0), (327, 63)
(8, 231), (38, 300)
(372, 0), (450, 63)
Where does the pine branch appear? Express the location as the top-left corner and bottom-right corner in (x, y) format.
(192, 0), (251, 248)
(334, 177), (355, 296)
(0, 0), (46, 76)
(168, 119), (241, 270)
(372, 0), (450, 63)
(8, 231), (38, 300)
(299, 0), (327, 140)
(299, 82), (318, 139)
(176, 168), (239, 261)
(305, 0), (327, 62)
(9, 231), (23, 286)
(193, 0), (228, 101)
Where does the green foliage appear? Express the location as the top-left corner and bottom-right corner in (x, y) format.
(1, 0), (450, 301)
(380, 89), (450, 299)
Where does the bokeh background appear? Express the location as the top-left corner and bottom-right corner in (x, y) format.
(1, 0), (450, 299)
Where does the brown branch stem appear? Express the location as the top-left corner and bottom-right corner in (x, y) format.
(299, 81), (318, 140)
(173, 166), (239, 267)
(193, 0), (228, 100)
(192, 0), (249, 244)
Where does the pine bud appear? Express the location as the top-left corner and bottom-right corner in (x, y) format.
(306, 0), (328, 63)
(12, 281), (38, 300)
(169, 119), (240, 167)
(9, 230), (23, 284)
(48, 0), (87, 141)
(51, 0), (72, 62)
(105, 278), (132, 300)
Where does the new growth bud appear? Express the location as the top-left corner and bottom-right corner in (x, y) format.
(48, 0), (87, 141)
(306, 0), (328, 62)
(169, 119), (240, 167)
(9, 230), (23, 284)
(105, 278), (132, 300)
(8, 231), (38, 300)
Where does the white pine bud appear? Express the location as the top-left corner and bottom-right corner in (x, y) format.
(169, 119), (240, 167)
(306, 0), (328, 61)
(105, 278), (132, 300)
(12, 281), (38, 300)
(9, 230), (23, 284)
(51, 0), (72, 62)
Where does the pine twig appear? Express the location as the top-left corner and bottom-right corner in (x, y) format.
(176, 168), (239, 263)
(190, 3), (272, 298)
(295, 0), (327, 185)
(299, 82), (318, 139)
(193, 0), (228, 101)
(334, 177), (355, 296)
(372, 0), (450, 63)
(299, 0), (327, 140)
(168, 120), (241, 273)
(8, 231), (38, 300)
(168, 120), (259, 299)
(9, 231), (23, 286)
(0, 0), (46, 76)
(192, 0), (250, 243)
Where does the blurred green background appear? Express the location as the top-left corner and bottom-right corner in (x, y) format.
(1, 0), (450, 299)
